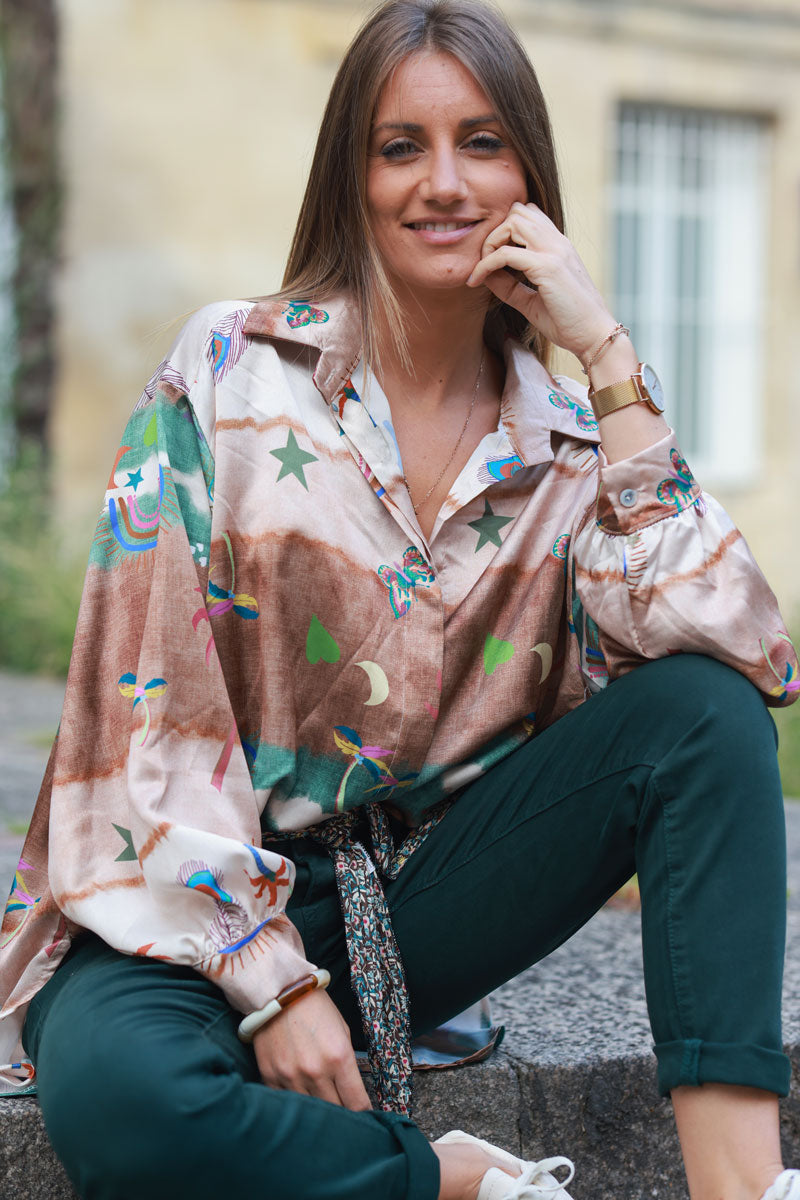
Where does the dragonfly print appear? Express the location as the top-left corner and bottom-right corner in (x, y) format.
(377, 546), (435, 619)
(332, 726), (405, 812)
(206, 532), (259, 620)
(192, 532), (260, 661)
(117, 673), (168, 745)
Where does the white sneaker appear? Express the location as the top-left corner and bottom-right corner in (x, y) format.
(761, 1170), (800, 1200)
(434, 1129), (576, 1199)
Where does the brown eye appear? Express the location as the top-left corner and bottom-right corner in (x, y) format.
(466, 134), (505, 152)
(380, 139), (419, 160)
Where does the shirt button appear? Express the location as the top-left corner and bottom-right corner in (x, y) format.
(620, 488), (637, 508)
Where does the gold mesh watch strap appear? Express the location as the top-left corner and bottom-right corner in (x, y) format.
(588, 376), (643, 420)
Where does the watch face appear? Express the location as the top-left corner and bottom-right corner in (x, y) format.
(641, 363), (665, 413)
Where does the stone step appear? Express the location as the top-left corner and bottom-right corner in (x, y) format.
(2, 900), (800, 1199)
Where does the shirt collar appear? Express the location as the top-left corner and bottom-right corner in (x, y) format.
(244, 295), (601, 466)
(243, 294), (362, 403)
(500, 338), (601, 466)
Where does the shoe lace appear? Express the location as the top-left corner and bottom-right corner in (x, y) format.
(502, 1156), (576, 1198)
(770, 1172), (800, 1200)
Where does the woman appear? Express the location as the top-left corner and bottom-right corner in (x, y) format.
(1, 1), (798, 1197)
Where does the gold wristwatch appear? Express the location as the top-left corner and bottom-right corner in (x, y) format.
(588, 363), (665, 420)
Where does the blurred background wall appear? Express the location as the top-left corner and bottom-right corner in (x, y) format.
(2, 0), (799, 616)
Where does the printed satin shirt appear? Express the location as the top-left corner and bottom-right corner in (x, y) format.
(0, 294), (797, 1093)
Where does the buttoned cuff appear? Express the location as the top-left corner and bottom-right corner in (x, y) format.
(595, 431), (702, 534)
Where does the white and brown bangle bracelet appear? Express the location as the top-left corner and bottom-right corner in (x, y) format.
(237, 968), (332, 1043)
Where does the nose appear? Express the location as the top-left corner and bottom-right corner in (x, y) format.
(419, 145), (468, 205)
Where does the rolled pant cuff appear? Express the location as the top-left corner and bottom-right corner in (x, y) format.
(655, 1038), (791, 1098)
(379, 1110), (440, 1200)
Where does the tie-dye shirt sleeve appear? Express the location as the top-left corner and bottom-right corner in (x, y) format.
(0, 307), (314, 1085)
(569, 431), (799, 704)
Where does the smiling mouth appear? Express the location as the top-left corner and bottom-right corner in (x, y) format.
(406, 220), (479, 232)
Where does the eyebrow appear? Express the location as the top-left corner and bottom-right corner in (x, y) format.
(372, 113), (500, 135)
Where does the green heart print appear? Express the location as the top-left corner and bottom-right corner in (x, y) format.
(483, 633), (515, 676)
(306, 614), (341, 664)
(143, 412), (158, 446)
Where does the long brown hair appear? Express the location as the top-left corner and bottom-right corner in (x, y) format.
(277, 0), (565, 370)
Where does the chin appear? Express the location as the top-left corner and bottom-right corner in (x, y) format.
(391, 264), (476, 295)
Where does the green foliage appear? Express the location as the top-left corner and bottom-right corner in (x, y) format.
(0, 443), (84, 676)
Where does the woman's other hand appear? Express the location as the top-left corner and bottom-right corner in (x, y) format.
(252, 988), (372, 1111)
(467, 201), (616, 365)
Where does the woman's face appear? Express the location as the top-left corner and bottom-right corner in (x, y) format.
(366, 51), (528, 297)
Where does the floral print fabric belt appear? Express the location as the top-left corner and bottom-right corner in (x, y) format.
(266, 799), (451, 1115)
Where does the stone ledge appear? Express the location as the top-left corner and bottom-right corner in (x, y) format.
(4, 1047), (800, 1200)
(3, 904), (800, 1200)
(0, 1095), (75, 1199)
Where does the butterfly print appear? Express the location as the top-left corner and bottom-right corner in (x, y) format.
(285, 302), (330, 329)
(548, 389), (598, 433)
(377, 547), (435, 619)
(656, 450), (697, 511)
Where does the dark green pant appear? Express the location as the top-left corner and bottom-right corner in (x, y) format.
(24, 655), (790, 1200)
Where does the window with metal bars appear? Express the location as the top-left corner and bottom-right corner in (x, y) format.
(611, 102), (769, 485)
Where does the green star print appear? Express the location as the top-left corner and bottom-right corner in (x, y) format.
(270, 428), (319, 490)
(468, 498), (513, 552)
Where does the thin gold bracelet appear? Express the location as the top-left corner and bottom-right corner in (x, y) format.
(581, 323), (630, 376)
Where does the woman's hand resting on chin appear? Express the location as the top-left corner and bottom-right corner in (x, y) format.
(467, 201), (616, 366)
(253, 987), (371, 1111)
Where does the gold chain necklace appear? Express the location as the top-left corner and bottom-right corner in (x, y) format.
(402, 349), (485, 515)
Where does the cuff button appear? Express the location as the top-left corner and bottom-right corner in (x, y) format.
(620, 488), (638, 508)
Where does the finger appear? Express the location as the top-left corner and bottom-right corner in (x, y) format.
(482, 269), (533, 307)
(468, 245), (541, 289)
(268, 1068), (342, 1107)
(304, 1073), (344, 1107)
(483, 271), (546, 328)
(334, 1058), (372, 1112)
(481, 218), (516, 257)
(482, 204), (548, 257)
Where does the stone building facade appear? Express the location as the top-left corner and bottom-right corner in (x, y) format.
(20, 0), (800, 613)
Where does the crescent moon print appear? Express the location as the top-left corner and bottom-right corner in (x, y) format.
(531, 642), (553, 683)
(355, 660), (390, 706)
